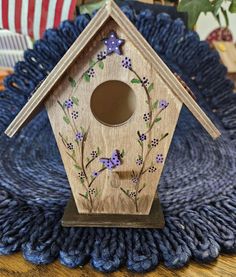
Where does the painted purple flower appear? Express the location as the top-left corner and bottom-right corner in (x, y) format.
(159, 100), (169, 110)
(139, 133), (147, 141)
(156, 154), (164, 163)
(91, 150), (98, 159)
(132, 176), (139, 184)
(141, 77), (150, 87)
(88, 68), (95, 77)
(151, 138), (159, 147)
(78, 171), (85, 179)
(129, 191), (137, 198)
(148, 166), (157, 173)
(97, 51), (107, 60)
(143, 112), (151, 122)
(64, 99), (73, 109)
(75, 132), (84, 141)
(67, 143), (73, 150)
(71, 111), (79, 119)
(136, 158), (143, 166)
(89, 188), (96, 195)
(92, 171), (100, 178)
(122, 57), (132, 69)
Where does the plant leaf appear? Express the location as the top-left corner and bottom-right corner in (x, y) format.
(229, 0), (236, 13)
(221, 7), (229, 27)
(213, 0), (223, 16)
(131, 78), (141, 84)
(83, 73), (90, 82)
(148, 83), (154, 93)
(71, 96), (79, 106)
(98, 61), (104, 69)
(63, 116), (70, 124)
(79, 0), (106, 15)
(177, 0), (213, 29)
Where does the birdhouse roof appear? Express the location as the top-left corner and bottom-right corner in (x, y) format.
(5, 0), (220, 139)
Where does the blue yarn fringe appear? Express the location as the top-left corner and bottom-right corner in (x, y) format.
(0, 4), (236, 273)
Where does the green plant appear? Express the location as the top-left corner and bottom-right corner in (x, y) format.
(177, 0), (236, 29)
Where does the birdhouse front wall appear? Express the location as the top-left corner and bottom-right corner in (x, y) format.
(45, 19), (183, 215)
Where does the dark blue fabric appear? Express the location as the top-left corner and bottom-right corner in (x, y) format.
(0, 5), (235, 273)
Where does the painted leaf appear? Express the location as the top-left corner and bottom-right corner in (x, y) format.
(68, 76), (76, 87)
(71, 96), (79, 106)
(161, 133), (169, 140)
(98, 61), (104, 69)
(79, 193), (87, 199)
(138, 140), (143, 147)
(63, 116), (70, 124)
(177, 0), (213, 29)
(151, 100), (158, 110)
(131, 78), (141, 84)
(74, 164), (82, 170)
(148, 83), (154, 93)
(83, 73), (90, 82)
(89, 59), (96, 67)
(154, 117), (161, 123)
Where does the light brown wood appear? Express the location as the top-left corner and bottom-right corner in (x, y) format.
(213, 41), (236, 73)
(5, 0), (220, 140)
(0, 252), (235, 277)
(44, 19), (182, 215)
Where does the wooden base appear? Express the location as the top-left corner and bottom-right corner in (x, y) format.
(61, 195), (165, 228)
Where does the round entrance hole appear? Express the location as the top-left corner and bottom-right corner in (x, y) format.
(90, 80), (136, 126)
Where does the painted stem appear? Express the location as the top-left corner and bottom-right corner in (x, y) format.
(85, 157), (96, 169)
(88, 167), (106, 188)
(130, 68), (153, 125)
(145, 108), (164, 135)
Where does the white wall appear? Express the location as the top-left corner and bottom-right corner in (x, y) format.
(196, 11), (236, 41)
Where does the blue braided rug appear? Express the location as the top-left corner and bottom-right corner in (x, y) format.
(0, 4), (236, 273)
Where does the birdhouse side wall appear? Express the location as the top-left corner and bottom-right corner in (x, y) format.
(45, 19), (183, 215)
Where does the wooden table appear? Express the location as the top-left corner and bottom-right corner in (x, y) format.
(0, 253), (235, 276)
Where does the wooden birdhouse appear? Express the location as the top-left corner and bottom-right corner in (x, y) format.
(5, 1), (220, 228)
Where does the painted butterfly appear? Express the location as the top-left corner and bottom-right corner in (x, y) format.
(99, 150), (121, 170)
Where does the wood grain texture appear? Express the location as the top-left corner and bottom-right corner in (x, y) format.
(0, 253), (235, 277)
(45, 19), (182, 215)
(5, 0), (220, 140)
